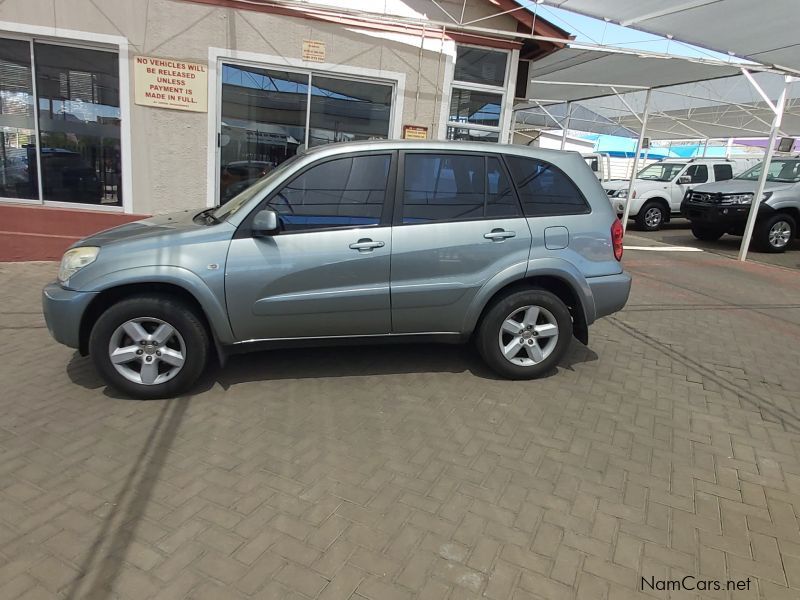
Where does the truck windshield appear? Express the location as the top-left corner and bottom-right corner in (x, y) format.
(636, 163), (685, 182)
(736, 159), (800, 183)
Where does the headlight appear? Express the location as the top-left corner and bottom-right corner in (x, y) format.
(58, 247), (99, 284)
(615, 189), (628, 198)
(723, 193), (753, 205)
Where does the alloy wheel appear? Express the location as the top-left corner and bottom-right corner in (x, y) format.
(644, 206), (663, 229)
(108, 317), (186, 385)
(768, 220), (792, 248)
(497, 305), (559, 366)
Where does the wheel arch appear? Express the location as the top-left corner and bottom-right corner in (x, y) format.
(78, 282), (226, 364)
(639, 196), (671, 223)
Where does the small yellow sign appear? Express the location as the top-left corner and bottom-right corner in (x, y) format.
(403, 125), (429, 140)
(302, 40), (326, 63)
(134, 56), (207, 113)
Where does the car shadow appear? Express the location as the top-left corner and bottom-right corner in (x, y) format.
(66, 338), (599, 397)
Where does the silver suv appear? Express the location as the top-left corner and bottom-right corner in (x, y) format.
(681, 157), (800, 252)
(42, 141), (631, 399)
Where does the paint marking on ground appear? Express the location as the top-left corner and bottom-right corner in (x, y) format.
(623, 245), (704, 252)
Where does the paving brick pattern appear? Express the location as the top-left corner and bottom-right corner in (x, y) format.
(1, 252), (799, 599)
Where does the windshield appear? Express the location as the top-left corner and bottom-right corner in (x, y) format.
(636, 163), (685, 182)
(211, 154), (301, 221)
(736, 159), (800, 183)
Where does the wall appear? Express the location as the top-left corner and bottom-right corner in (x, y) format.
(0, 0), (521, 216)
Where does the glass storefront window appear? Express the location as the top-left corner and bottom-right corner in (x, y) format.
(446, 127), (500, 143)
(219, 65), (309, 204)
(34, 43), (121, 206)
(449, 88), (502, 128)
(0, 38), (38, 200)
(218, 63), (394, 204)
(454, 46), (507, 87)
(308, 76), (392, 147)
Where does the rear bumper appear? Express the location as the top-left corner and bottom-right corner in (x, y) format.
(587, 272), (631, 319)
(42, 282), (97, 349)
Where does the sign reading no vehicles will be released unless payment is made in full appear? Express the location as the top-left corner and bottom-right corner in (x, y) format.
(134, 56), (208, 113)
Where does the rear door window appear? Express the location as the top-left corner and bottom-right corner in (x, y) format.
(713, 164), (733, 181)
(504, 155), (589, 217)
(401, 153), (521, 224)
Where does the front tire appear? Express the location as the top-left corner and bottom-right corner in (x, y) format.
(476, 289), (572, 380)
(635, 201), (667, 231)
(691, 224), (724, 241)
(89, 295), (209, 399)
(754, 213), (795, 253)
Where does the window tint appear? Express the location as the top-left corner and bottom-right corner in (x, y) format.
(713, 164), (733, 181)
(269, 154), (390, 231)
(402, 154), (521, 224)
(454, 46), (507, 87)
(685, 164), (708, 184)
(505, 156), (589, 217)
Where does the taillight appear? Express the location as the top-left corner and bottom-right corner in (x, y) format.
(611, 218), (624, 261)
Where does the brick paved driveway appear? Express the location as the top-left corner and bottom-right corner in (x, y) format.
(1, 251), (800, 599)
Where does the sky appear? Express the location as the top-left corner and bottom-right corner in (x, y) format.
(518, 1), (741, 62)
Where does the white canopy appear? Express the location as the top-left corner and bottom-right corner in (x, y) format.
(537, 0), (800, 75)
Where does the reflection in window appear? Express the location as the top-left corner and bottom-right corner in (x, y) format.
(454, 47), (507, 87)
(308, 76), (392, 147)
(0, 38), (38, 200)
(449, 88), (501, 127)
(219, 65), (309, 204)
(268, 154), (390, 231)
(35, 43), (121, 206)
(446, 127), (499, 143)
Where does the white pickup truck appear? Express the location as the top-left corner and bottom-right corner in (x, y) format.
(603, 158), (759, 230)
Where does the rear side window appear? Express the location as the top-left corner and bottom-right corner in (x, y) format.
(714, 164), (733, 181)
(505, 156), (589, 217)
(402, 153), (521, 224)
(269, 154), (390, 231)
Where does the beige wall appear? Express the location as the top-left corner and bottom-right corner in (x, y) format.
(0, 0), (519, 215)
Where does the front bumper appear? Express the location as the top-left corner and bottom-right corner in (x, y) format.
(587, 271), (632, 320)
(680, 199), (753, 226)
(42, 282), (98, 349)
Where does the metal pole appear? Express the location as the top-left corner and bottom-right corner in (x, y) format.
(738, 78), (788, 261)
(621, 88), (651, 233)
(509, 109), (517, 144)
(560, 102), (572, 150)
(701, 138), (709, 157)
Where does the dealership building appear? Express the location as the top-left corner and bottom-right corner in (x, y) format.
(0, 0), (568, 259)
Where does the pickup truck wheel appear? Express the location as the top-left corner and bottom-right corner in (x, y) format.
(476, 289), (572, 380)
(89, 295), (209, 399)
(690, 225), (724, 241)
(635, 201), (667, 231)
(755, 213), (795, 253)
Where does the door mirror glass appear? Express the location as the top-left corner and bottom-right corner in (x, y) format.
(678, 175), (692, 185)
(252, 208), (279, 235)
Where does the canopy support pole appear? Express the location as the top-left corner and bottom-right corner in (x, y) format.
(738, 77), (789, 261)
(620, 88), (652, 233)
(560, 102), (572, 150)
(701, 138), (709, 157)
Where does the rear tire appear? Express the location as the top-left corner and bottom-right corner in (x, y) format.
(754, 213), (795, 253)
(476, 289), (572, 380)
(89, 294), (209, 399)
(635, 201), (667, 231)
(691, 225), (724, 241)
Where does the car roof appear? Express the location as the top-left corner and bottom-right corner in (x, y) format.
(299, 139), (583, 163)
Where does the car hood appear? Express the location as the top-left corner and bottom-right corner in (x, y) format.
(690, 179), (796, 194)
(75, 209), (206, 247)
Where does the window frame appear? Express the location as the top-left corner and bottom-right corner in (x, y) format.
(445, 44), (512, 144)
(393, 150), (524, 227)
(503, 154), (592, 218)
(237, 150), (398, 237)
(0, 31), (129, 212)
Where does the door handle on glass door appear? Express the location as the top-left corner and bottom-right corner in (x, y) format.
(484, 229), (516, 241)
(349, 239), (385, 252)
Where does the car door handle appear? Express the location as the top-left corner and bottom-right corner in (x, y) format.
(484, 229), (516, 241)
(349, 238), (385, 252)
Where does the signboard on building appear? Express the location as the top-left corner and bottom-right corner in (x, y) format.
(134, 56), (208, 113)
(302, 40), (326, 63)
(403, 125), (428, 140)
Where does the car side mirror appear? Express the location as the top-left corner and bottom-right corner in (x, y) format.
(678, 175), (692, 185)
(252, 208), (279, 236)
